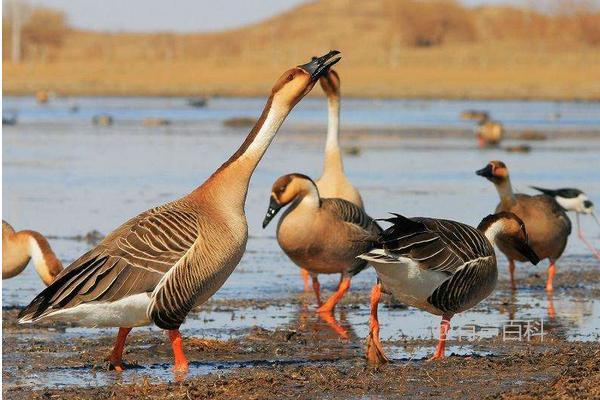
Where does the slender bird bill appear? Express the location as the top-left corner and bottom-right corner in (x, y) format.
(262, 196), (283, 228)
(298, 50), (341, 80)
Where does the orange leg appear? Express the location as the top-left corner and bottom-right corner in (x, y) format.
(312, 275), (322, 306)
(366, 282), (389, 366)
(300, 268), (311, 292)
(107, 327), (132, 371)
(508, 259), (517, 291)
(168, 329), (189, 375)
(317, 276), (351, 313)
(547, 291), (556, 319)
(546, 260), (556, 292)
(428, 314), (453, 361)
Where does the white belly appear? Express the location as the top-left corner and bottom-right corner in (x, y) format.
(33, 293), (153, 327)
(372, 259), (449, 315)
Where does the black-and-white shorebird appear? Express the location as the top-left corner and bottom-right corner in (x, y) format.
(531, 186), (599, 260)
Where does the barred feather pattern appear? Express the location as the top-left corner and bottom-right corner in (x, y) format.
(373, 215), (497, 314)
(18, 199), (206, 323)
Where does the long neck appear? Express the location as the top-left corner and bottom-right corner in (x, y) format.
(18, 231), (62, 286)
(479, 220), (503, 245)
(495, 178), (515, 208)
(323, 96), (344, 176)
(192, 97), (289, 211)
(291, 182), (321, 215)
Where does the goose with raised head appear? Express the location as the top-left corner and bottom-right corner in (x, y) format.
(262, 173), (380, 318)
(295, 68), (365, 291)
(3, 220), (63, 286)
(477, 161), (571, 291)
(17, 51), (342, 375)
(315, 69), (363, 208)
(360, 212), (539, 365)
(530, 186), (599, 260)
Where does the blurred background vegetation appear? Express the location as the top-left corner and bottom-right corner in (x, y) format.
(3, 0), (600, 99)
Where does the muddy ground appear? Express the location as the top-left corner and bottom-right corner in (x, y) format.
(3, 264), (599, 400)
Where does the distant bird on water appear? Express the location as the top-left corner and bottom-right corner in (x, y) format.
(531, 186), (599, 260)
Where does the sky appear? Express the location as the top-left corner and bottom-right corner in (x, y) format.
(13, 0), (527, 33)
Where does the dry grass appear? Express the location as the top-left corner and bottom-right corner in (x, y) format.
(3, 0), (600, 99)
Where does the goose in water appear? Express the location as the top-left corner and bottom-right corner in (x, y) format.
(262, 174), (380, 317)
(360, 212), (539, 365)
(17, 51), (342, 374)
(296, 68), (365, 291)
(477, 161), (571, 291)
(530, 186), (599, 260)
(3, 221), (63, 285)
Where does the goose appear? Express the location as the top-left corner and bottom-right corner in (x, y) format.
(359, 212), (539, 365)
(17, 50), (342, 374)
(315, 69), (363, 208)
(262, 173), (380, 317)
(530, 186), (599, 260)
(461, 111), (503, 148)
(295, 68), (365, 291)
(2, 220), (63, 285)
(476, 161), (571, 291)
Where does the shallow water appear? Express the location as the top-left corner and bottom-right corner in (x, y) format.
(2, 96), (600, 389)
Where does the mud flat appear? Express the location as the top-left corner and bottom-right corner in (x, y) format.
(3, 260), (599, 399)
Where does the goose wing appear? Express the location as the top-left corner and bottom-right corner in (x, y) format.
(19, 199), (199, 323)
(321, 198), (382, 275)
(360, 214), (493, 275)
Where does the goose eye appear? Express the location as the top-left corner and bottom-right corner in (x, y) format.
(287, 74), (294, 82)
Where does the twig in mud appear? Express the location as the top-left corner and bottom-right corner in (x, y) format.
(425, 370), (438, 385)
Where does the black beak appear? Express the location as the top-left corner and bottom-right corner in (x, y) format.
(584, 200), (594, 209)
(476, 164), (494, 178)
(262, 196), (284, 228)
(513, 239), (540, 265)
(299, 50), (341, 80)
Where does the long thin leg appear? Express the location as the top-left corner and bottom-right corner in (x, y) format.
(546, 260), (556, 292)
(576, 213), (600, 261)
(168, 329), (189, 375)
(428, 314), (453, 361)
(300, 268), (311, 292)
(311, 274), (322, 306)
(366, 282), (389, 366)
(508, 259), (517, 291)
(317, 275), (351, 313)
(107, 327), (132, 371)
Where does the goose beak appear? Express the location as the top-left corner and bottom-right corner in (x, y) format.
(514, 240), (540, 265)
(299, 50), (341, 80)
(262, 196), (283, 228)
(476, 164), (494, 178)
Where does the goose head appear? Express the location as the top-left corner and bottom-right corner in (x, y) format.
(478, 212), (540, 265)
(319, 68), (340, 100)
(262, 174), (318, 228)
(476, 160), (509, 184)
(271, 50), (341, 109)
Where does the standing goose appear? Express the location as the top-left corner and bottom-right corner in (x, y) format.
(315, 69), (363, 208)
(3, 220), (63, 285)
(359, 212), (539, 365)
(530, 186), (599, 260)
(262, 174), (380, 316)
(17, 51), (342, 374)
(476, 161), (571, 291)
(295, 69), (364, 292)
